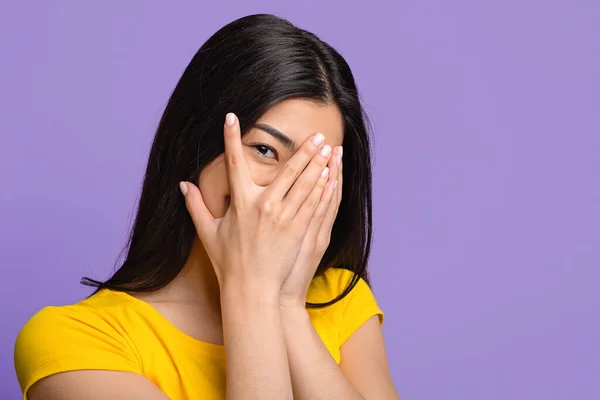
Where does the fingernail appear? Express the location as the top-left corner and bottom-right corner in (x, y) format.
(321, 167), (329, 177)
(338, 146), (343, 157)
(312, 133), (325, 145)
(336, 153), (342, 167)
(179, 182), (188, 196)
(333, 180), (339, 190)
(225, 113), (236, 127)
(320, 144), (332, 157)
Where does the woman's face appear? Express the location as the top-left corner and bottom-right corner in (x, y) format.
(199, 98), (344, 218)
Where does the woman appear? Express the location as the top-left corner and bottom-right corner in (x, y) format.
(15, 13), (400, 400)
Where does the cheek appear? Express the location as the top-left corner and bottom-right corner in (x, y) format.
(198, 156), (230, 218)
(197, 152), (280, 218)
(247, 163), (279, 187)
(242, 147), (280, 187)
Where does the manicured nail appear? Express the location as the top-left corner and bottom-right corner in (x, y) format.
(225, 113), (236, 127)
(312, 133), (325, 145)
(338, 146), (343, 157)
(320, 144), (332, 157)
(321, 167), (329, 177)
(179, 182), (188, 196)
(336, 153), (342, 167)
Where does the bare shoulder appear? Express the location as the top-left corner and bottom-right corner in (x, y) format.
(340, 315), (400, 399)
(29, 370), (169, 400)
(15, 293), (151, 399)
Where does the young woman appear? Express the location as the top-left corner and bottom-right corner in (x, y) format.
(15, 14), (400, 400)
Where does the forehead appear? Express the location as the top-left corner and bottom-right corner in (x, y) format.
(254, 98), (344, 147)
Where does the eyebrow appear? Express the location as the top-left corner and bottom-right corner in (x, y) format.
(253, 123), (297, 152)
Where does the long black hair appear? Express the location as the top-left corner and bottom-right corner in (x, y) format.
(82, 14), (373, 308)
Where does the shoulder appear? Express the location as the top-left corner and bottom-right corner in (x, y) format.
(307, 267), (378, 310)
(307, 268), (384, 345)
(14, 291), (141, 395)
(307, 267), (358, 300)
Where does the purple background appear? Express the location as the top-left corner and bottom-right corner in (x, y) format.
(1, 1), (599, 398)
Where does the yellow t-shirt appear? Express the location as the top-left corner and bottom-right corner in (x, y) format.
(15, 268), (383, 400)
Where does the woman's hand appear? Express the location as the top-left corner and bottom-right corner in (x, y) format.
(179, 113), (334, 295)
(279, 145), (343, 307)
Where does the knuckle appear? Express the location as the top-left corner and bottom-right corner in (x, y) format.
(260, 200), (274, 215)
(227, 154), (238, 166)
(273, 211), (289, 227)
(282, 165), (298, 180)
(300, 144), (315, 157)
(297, 179), (313, 193)
(303, 197), (318, 211)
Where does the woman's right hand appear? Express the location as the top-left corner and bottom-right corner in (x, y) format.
(179, 112), (333, 295)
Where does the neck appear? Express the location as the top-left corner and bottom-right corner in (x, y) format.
(156, 237), (221, 309)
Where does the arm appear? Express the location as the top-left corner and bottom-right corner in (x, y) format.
(339, 316), (400, 399)
(16, 308), (170, 400)
(282, 309), (400, 400)
(281, 306), (364, 400)
(28, 286), (292, 400)
(29, 371), (170, 400)
(181, 112), (333, 399)
(220, 282), (292, 400)
(278, 146), (400, 399)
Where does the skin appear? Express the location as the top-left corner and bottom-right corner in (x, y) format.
(28, 99), (400, 399)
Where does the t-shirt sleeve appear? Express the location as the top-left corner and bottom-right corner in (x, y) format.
(336, 271), (384, 346)
(14, 306), (141, 398)
(309, 268), (384, 346)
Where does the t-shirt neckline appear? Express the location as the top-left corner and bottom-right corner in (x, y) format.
(100, 289), (226, 359)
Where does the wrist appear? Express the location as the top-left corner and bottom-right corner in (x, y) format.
(280, 305), (311, 330)
(220, 278), (281, 307)
(279, 295), (307, 309)
(279, 302), (310, 317)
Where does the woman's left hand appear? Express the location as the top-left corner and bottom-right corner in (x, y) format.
(279, 145), (344, 308)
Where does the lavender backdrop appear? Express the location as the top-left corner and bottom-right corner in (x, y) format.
(1, 1), (599, 399)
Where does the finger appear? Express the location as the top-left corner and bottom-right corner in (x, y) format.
(306, 178), (338, 245)
(316, 180), (340, 246)
(179, 181), (217, 243)
(321, 145), (342, 215)
(316, 144), (340, 213)
(282, 143), (332, 217)
(334, 147), (343, 214)
(329, 146), (342, 195)
(264, 132), (326, 201)
(317, 148), (343, 244)
(223, 113), (252, 202)
(293, 166), (329, 226)
(301, 163), (335, 235)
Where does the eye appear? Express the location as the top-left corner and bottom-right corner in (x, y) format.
(252, 144), (278, 160)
